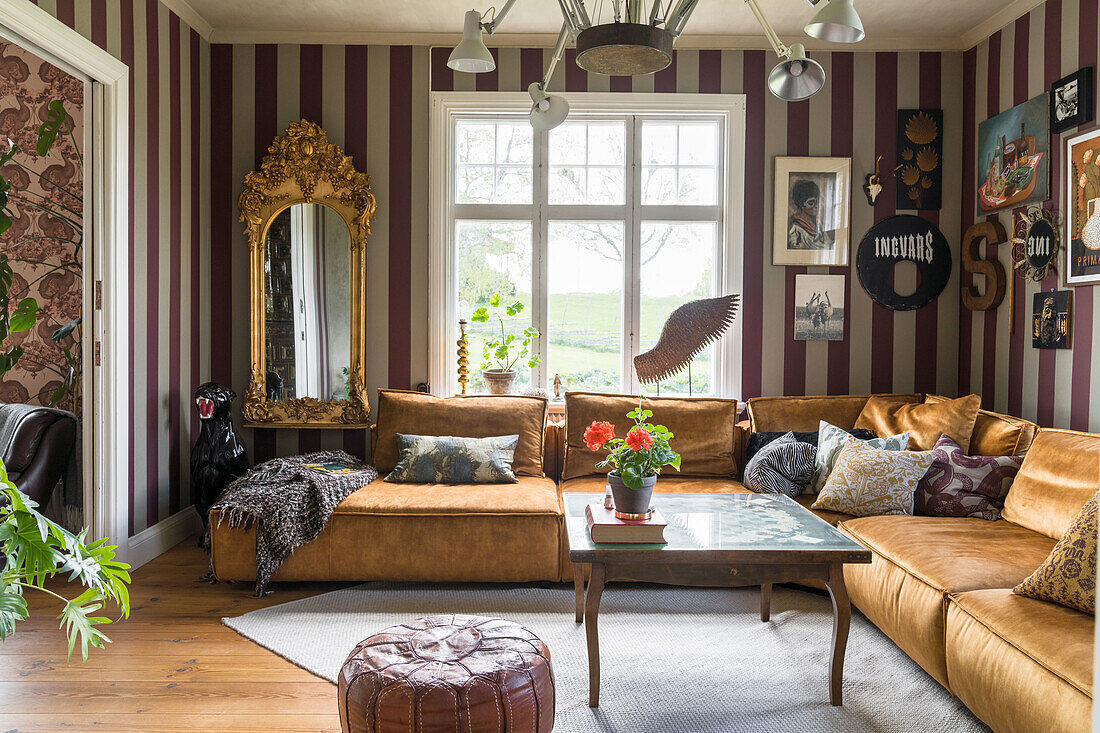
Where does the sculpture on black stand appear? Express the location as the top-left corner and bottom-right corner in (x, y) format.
(191, 382), (250, 548)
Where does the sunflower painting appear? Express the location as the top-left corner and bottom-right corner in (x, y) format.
(896, 109), (943, 210)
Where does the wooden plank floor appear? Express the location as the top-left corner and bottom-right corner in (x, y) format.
(2, 536), (353, 732)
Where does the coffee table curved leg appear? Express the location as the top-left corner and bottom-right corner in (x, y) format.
(573, 563), (585, 623)
(760, 583), (772, 622)
(584, 562), (606, 708)
(825, 563), (851, 706)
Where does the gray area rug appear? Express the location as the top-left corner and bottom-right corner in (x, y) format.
(224, 583), (988, 733)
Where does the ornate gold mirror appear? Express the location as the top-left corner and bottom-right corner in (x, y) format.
(239, 120), (376, 427)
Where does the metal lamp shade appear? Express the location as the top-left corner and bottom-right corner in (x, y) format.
(768, 45), (825, 101)
(448, 9), (495, 73)
(529, 95), (570, 131)
(804, 0), (865, 43)
(575, 23), (674, 76)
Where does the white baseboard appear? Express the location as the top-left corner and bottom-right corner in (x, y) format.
(126, 505), (202, 569)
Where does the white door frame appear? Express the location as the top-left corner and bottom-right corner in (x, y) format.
(0, 1), (131, 556)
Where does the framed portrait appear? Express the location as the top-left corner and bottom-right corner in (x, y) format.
(794, 274), (845, 341)
(1065, 127), (1100, 285)
(1032, 290), (1073, 349)
(772, 156), (851, 266)
(976, 93), (1051, 217)
(1050, 67), (1094, 134)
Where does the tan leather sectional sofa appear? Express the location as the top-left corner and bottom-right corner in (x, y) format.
(210, 389), (1096, 732)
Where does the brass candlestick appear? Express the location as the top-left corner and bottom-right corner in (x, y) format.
(457, 319), (470, 395)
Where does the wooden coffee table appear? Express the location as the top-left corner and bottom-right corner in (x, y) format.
(565, 491), (872, 708)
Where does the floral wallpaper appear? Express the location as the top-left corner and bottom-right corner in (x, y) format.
(0, 40), (84, 416)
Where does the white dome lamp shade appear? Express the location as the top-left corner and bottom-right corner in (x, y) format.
(804, 0), (865, 43)
(448, 9), (496, 73)
(528, 82), (570, 131)
(768, 44), (826, 101)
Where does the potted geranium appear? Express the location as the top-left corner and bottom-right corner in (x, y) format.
(584, 400), (680, 518)
(470, 294), (540, 394)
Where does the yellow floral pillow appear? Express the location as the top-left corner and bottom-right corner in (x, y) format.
(812, 437), (935, 517)
(1014, 494), (1097, 615)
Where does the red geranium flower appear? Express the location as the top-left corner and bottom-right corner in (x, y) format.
(625, 426), (654, 451)
(584, 420), (615, 451)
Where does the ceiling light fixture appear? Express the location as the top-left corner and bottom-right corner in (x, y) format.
(449, 0), (864, 126)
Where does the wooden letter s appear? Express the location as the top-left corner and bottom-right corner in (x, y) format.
(961, 221), (1007, 311)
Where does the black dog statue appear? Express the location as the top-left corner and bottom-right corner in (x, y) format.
(191, 382), (250, 546)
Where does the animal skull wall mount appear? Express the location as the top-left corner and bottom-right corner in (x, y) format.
(862, 155), (884, 205)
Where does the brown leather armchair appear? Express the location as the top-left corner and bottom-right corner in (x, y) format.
(0, 403), (78, 506)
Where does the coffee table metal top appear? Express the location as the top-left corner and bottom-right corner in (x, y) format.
(565, 492), (871, 564)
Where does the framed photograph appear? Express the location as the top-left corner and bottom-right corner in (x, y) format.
(772, 156), (851, 266)
(976, 93), (1051, 217)
(1032, 290), (1073, 349)
(1050, 67), (1094, 134)
(794, 274), (845, 341)
(1065, 127), (1100, 285)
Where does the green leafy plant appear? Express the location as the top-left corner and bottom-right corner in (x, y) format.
(0, 461), (130, 660)
(584, 396), (681, 489)
(470, 293), (540, 373)
(0, 98), (84, 408)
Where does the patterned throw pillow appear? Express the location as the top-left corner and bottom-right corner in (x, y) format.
(807, 421), (910, 494)
(742, 432), (817, 498)
(1014, 495), (1098, 614)
(745, 428), (875, 463)
(915, 435), (1024, 520)
(385, 434), (519, 484)
(812, 437), (935, 517)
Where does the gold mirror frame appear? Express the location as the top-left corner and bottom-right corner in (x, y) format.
(238, 120), (376, 427)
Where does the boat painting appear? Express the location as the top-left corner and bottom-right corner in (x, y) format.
(976, 93), (1050, 217)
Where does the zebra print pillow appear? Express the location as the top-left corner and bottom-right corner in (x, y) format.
(742, 432), (817, 498)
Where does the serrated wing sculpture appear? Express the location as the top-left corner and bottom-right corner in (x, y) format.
(633, 294), (739, 384)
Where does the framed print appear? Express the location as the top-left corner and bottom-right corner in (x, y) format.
(976, 93), (1051, 217)
(1065, 127), (1100, 285)
(1050, 67), (1094, 134)
(794, 274), (845, 341)
(772, 156), (851, 266)
(1032, 290), (1073, 349)
(896, 109), (943, 210)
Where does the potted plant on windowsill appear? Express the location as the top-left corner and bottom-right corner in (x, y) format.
(471, 293), (540, 395)
(584, 399), (681, 518)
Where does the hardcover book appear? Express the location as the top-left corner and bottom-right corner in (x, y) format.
(585, 502), (667, 544)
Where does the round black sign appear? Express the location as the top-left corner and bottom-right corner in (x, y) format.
(856, 215), (952, 311)
(1025, 218), (1058, 271)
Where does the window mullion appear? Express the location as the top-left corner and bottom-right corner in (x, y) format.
(533, 127), (549, 391)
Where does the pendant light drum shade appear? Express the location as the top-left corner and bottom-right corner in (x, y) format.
(804, 0), (865, 43)
(575, 23), (674, 75)
(768, 44), (825, 101)
(448, 9), (496, 73)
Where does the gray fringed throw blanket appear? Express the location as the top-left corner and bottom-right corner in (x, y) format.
(211, 450), (377, 596)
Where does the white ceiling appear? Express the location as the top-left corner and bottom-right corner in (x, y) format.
(167, 0), (1043, 51)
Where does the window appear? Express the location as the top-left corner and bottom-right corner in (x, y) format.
(430, 93), (745, 398)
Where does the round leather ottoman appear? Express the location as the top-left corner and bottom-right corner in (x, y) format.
(338, 615), (555, 732)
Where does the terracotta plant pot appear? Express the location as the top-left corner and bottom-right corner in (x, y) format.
(482, 369), (517, 395)
(607, 472), (657, 519)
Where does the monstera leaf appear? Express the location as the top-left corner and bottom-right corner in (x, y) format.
(36, 100), (69, 157)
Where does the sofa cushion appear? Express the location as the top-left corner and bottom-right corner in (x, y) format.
(813, 438), (934, 517)
(1015, 494), (1098, 614)
(335, 476), (561, 516)
(385, 434), (520, 484)
(745, 428), (875, 462)
(742, 432), (816, 498)
(747, 393), (921, 433)
(808, 420), (909, 494)
(838, 515), (1056, 688)
(373, 390), (547, 477)
(560, 475), (750, 495)
(855, 393), (981, 452)
(914, 435), (1024, 521)
(946, 588), (1093, 732)
(563, 392), (738, 480)
(925, 394), (1037, 456)
(1002, 427), (1100, 540)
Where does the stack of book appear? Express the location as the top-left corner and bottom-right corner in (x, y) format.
(585, 502), (667, 544)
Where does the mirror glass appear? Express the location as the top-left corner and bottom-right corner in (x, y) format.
(263, 203), (352, 402)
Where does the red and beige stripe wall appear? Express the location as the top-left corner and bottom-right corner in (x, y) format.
(32, 0), (211, 538)
(960, 0), (1100, 433)
(213, 44), (968, 462)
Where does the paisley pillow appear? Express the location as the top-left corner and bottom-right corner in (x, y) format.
(1015, 495), (1098, 614)
(742, 432), (817, 498)
(914, 435), (1024, 520)
(812, 437), (935, 517)
(385, 434), (519, 484)
(807, 420), (910, 494)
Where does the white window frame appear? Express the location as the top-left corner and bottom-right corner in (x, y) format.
(429, 92), (746, 399)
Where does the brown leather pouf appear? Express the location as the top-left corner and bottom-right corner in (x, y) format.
(338, 615), (555, 732)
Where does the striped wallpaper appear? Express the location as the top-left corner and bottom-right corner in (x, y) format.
(960, 0), (1100, 432)
(215, 43), (967, 466)
(32, 0), (211, 537)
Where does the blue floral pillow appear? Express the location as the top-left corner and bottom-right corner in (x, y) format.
(385, 434), (519, 484)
